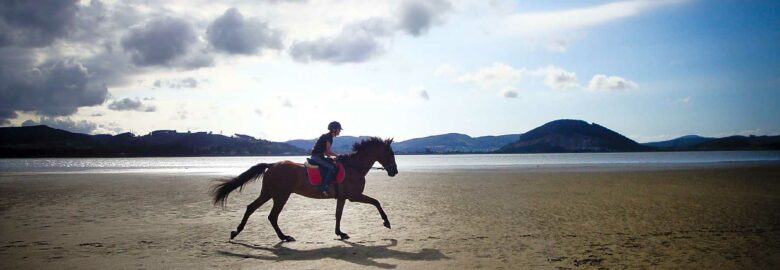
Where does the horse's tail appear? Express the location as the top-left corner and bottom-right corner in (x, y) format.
(211, 163), (272, 207)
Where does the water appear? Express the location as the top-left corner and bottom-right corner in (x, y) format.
(1, 151), (779, 175)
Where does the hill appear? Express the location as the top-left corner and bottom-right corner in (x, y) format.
(393, 133), (521, 153)
(497, 119), (650, 153)
(0, 125), (306, 157)
(643, 135), (780, 151)
(642, 135), (714, 150)
(689, 135), (780, 151)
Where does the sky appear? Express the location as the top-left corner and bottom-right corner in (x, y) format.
(1, 0), (779, 142)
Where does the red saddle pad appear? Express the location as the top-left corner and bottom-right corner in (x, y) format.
(306, 163), (346, 185)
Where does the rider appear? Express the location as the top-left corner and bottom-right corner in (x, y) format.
(310, 121), (342, 196)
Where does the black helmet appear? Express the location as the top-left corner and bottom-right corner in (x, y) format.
(328, 121), (343, 131)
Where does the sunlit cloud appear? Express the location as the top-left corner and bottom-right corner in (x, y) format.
(505, 0), (686, 35)
(458, 62), (524, 89)
(586, 74), (639, 91)
(532, 66), (580, 90)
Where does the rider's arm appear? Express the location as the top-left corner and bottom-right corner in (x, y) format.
(325, 141), (338, 157)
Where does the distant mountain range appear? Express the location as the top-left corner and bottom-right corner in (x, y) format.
(284, 133), (521, 154)
(1, 120), (778, 157)
(642, 135), (780, 151)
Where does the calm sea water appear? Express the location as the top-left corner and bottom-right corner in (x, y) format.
(1, 151), (779, 175)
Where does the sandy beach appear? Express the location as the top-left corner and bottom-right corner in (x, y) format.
(2, 162), (780, 269)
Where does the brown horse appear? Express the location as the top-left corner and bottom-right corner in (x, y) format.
(211, 137), (398, 242)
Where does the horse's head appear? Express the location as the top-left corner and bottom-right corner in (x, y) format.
(377, 138), (398, 177)
(351, 137), (398, 177)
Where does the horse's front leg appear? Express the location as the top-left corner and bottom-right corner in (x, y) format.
(335, 198), (349, 240)
(349, 194), (391, 229)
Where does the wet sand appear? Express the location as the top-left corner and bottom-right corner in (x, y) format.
(1, 162), (780, 269)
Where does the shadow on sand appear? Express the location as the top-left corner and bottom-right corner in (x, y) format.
(218, 239), (449, 269)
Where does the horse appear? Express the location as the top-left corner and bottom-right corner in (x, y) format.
(211, 137), (398, 242)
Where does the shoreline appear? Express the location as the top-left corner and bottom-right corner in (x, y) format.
(1, 159), (779, 176)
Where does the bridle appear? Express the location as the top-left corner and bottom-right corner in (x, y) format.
(338, 153), (396, 173)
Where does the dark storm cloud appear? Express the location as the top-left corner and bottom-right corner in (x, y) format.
(398, 0), (451, 37)
(0, 52), (108, 122)
(0, 0), (79, 47)
(289, 18), (392, 64)
(108, 98), (156, 112)
(22, 116), (98, 134)
(121, 16), (197, 66)
(207, 8), (283, 55)
(0, 1), (215, 125)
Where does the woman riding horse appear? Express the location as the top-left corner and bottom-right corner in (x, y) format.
(211, 137), (398, 242)
(310, 121), (342, 196)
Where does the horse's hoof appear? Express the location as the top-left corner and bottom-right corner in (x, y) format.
(230, 231), (239, 239)
(384, 221), (391, 229)
(282, 235), (296, 242)
(339, 233), (350, 240)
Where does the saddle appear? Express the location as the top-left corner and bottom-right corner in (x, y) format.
(304, 159), (346, 185)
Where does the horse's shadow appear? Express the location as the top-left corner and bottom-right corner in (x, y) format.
(218, 238), (449, 269)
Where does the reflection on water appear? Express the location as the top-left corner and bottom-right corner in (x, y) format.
(1, 151), (779, 174)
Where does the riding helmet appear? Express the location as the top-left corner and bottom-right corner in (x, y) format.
(328, 121), (343, 131)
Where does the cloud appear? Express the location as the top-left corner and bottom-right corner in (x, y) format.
(501, 0), (686, 52)
(207, 8), (283, 55)
(154, 77), (199, 89)
(107, 98), (156, 112)
(120, 16), (197, 66)
(458, 62), (524, 89)
(586, 74), (639, 91)
(0, 0), (79, 47)
(281, 97), (293, 108)
(419, 90), (430, 100)
(506, 0), (686, 35)
(545, 38), (572, 53)
(0, 56), (108, 122)
(411, 86), (429, 100)
(176, 110), (188, 120)
(173, 78), (198, 88)
(288, 1), (451, 64)
(289, 18), (393, 64)
(533, 66), (579, 90)
(501, 88), (518, 98)
(254, 108), (263, 116)
(398, 0), (451, 37)
(22, 116), (98, 134)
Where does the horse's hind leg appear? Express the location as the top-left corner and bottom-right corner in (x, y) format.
(268, 193), (295, 242)
(231, 189), (271, 240)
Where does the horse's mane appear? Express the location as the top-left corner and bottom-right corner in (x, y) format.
(351, 137), (393, 153)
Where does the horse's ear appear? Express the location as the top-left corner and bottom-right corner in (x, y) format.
(385, 138), (394, 146)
